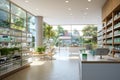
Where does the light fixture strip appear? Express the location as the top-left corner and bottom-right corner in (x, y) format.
(65, 0), (69, 3)
(88, 0), (91, 2)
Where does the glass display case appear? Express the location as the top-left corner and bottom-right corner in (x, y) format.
(0, 0), (35, 78)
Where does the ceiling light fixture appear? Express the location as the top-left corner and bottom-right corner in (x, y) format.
(86, 8), (89, 10)
(88, 0), (91, 2)
(25, 0), (29, 3)
(65, 0), (69, 3)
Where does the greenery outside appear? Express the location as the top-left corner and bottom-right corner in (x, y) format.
(43, 24), (97, 48)
(82, 25), (97, 48)
(43, 23), (56, 47)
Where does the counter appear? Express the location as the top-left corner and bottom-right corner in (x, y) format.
(79, 53), (120, 80)
(80, 53), (120, 63)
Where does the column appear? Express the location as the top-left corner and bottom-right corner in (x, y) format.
(35, 16), (43, 48)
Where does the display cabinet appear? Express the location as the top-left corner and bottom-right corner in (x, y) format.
(97, 30), (103, 47)
(113, 8), (120, 54)
(102, 2), (120, 55)
(0, 27), (32, 76)
(0, 0), (35, 78)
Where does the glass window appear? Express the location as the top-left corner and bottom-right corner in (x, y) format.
(52, 25), (89, 47)
(0, 0), (10, 11)
(11, 3), (26, 19)
(0, 10), (10, 27)
(0, 10), (9, 22)
(11, 14), (26, 31)
(27, 13), (35, 33)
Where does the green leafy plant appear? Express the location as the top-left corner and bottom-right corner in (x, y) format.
(0, 47), (20, 56)
(36, 46), (46, 54)
(0, 20), (10, 28)
(14, 18), (24, 28)
(0, 48), (10, 55)
(9, 47), (20, 54)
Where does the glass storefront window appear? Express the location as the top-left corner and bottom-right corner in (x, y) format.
(27, 13), (35, 33)
(0, 0), (10, 12)
(27, 13), (36, 47)
(52, 25), (86, 47)
(11, 3), (26, 19)
(11, 14), (26, 31)
(0, 10), (10, 22)
(0, 10), (10, 27)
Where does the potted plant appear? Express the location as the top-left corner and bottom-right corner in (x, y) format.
(10, 47), (20, 54)
(36, 46), (46, 54)
(0, 48), (10, 56)
(0, 47), (20, 56)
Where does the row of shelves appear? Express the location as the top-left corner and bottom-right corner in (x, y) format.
(102, 33), (120, 39)
(0, 37), (32, 42)
(103, 38), (120, 43)
(0, 27), (34, 48)
(0, 49), (32, 75)
(98, 10), (120, 53)
(0, 27), (33, 38)
(0, 26), (34, 75)
(103, 11), (120, 28)
(101, 0), (120, 55)
(0, 0), (35, 78)
(103, 26), (120, 34)
(0, 59), (30, 76)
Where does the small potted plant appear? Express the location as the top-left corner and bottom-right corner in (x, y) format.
(36, 46), (46, 54)
(0, 48), (10, 56)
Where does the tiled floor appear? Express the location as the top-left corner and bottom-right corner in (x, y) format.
(3, 47), (80, 80)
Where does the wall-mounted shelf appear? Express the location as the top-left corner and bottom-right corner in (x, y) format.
(101, 0), (120, 55)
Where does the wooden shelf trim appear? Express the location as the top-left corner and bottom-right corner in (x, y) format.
(114, 43), (120, 45)
(106, 29), (112, 33)
(114, 16), (120, 22)
(114, 34), (120, 37)
(106, 36), (112, 39)
(114, 26), (120, 30)
(113, 50), (120, 52)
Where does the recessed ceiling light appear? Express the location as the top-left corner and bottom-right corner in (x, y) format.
(86, 8), (89, 10)
(25, 0), (29, 3)
(88, 0), (91, 2)
(68, 8), (71, 10)
(65, 0), (69, 3)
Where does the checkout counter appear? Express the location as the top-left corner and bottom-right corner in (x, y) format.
(79, 53), (120, 80)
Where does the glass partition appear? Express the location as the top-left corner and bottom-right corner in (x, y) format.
(0, 0), (10, 12)
(27, 13), (35, 33)
(11, 3), (26, 19)
(52, 25), (97, 48)
(0, 0), (35, 76)
(27, 13), (36, 48)
(11, 14), (25, 31)
(11, 3), (26, 31)
(0, 10), (10, 28)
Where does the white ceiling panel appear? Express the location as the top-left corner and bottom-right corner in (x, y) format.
(10, 0), (106, 25)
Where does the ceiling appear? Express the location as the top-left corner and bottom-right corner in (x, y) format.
(10, 0), (106, 25)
